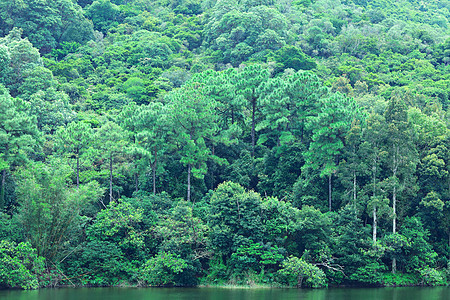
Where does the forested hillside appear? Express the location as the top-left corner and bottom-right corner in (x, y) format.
(0, 0), (449, 289)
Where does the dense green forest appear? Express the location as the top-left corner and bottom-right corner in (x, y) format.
(0, 0), (449, 289)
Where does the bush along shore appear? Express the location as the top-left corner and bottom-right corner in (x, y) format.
(1, 185), (449, 289)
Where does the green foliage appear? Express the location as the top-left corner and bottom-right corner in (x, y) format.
(305, 92), (365, 178)
(230, 242), (284, 272)
(204, 254), (227, 284)
(381, 272), (419, 287)
(16, 160), (102, 262)
(271, 45), (317, 73)
(278, 256), (327, 288)
(140, 251), (190, 286)
(349, 262), (387, 286)
(0, 240), (45, 289)
(54, 121), (95, 187)
(0, 84), (39, 209)
(66, 199), (145, 286)
(204, 4), (288, 65)
(418, 267), (446, 286)
(94, 121), (128, 202)
(71, 240), (129, 286)
(208, 181), (264, 256)
(165, 79), (221, 200)
(0, 0), (94, 52)
(87, 200), (145, 252)
(395, 217), (438, 273)
(86, 0), (122, 33)
(0, 0), (450, 290)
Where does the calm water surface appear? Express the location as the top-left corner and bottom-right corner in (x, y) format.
(0, 287), (449, 300)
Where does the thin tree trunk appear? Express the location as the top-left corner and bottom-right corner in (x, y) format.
(393, 184), (396, 234)
(76, 155), (80, 190)
(372, 162), (377, 245)
(353, 171), (356, 203)
(1, 169), (5, 209)
(251, 98), (256, 157)
(392, 144), (398, 235)
(300, 121), (304, 143)
(152, 162), (156, 195)
(1, 146), (7, 209)
(392, 183), (397, 274)
(373, 207), (377, 244)
(391, 142), (400, 274)
(211, 145), (215, 190)
(297, 275), (304, 288)
(328, 173), (332, 212)
(109, 153), (113, 203)
(187, 164), (191, 202)
(153, 146), (157, 195)
(135, 165), (138, 193)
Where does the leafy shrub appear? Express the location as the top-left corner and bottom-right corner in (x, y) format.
(0, 240), (45, 289)
(139, 251), (190, 286)
(277, 256), (327, 288)
(419, 267), (445, 286)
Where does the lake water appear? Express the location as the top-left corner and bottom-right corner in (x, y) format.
(1, 287), (449, 300)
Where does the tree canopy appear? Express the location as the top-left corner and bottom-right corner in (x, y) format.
(0, 0), (449, 290)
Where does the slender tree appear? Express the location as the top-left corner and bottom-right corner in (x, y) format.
(258, 70), (327, 145)
(360, 113), (389, 244)
(135, 102), (171, 195)
(234, 65), (270, 157)
(54, 121), (94, 189)
(95, 121), (128, 203)
(383, 94), (418, 273)
(303, 93), (365, 211)
(166, 81), (220, 201)
(0, 85), (39, 209)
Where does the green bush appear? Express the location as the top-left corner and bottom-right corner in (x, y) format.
(419, 267), (445, 286)
(277, 256), (327, 288)
(0, 240), (45, 289)
(349, 262), (387, 286)
(139, 251), (189, 286)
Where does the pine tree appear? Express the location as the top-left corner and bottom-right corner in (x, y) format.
(303, 93), (365, 211)
(0, 85), (39, 209)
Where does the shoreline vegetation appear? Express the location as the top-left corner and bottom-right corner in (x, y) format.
(2, 281), (448, 290)
(1, 0), (450, 291)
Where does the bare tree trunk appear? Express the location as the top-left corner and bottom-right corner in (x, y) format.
(372, 162), (377, 244)
(109, 153), (113, 203)
(187, 164), (191, 202)
(76, 155), (80, 190)
(251, 98), (256, 157)
(135, 165), (138, 193)
(152, 163), (156, 195)
(392, 180), (397, 274)
(328, 173), (332, 212)
(153, 146), (157, 195)
(391, 143), (399, 274)
(300, 121), (304, 143)
(393, 184), (396, 234)
(297, 275), (304, 288)
(373, 207), (377, 244)
(1, 169), (5, 209)
(211, 145), (215, 190)
(353, 170), (357, 208)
